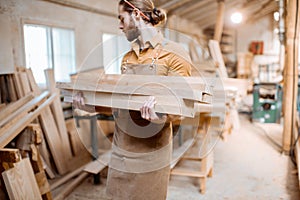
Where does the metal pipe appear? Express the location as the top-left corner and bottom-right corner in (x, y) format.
(278, 0), (285, 44)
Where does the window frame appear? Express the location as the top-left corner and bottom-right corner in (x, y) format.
(21, 18), (76, 86)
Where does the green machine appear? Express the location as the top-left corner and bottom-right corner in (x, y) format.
(252, 83), (282, 123)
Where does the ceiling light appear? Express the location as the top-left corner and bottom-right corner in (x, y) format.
(274, 11), (279, 21)
(231, 12), (243, 24)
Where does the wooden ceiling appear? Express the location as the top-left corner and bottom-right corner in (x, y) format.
(155, 0), (279, 29)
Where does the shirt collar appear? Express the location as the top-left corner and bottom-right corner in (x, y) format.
(131, 32), (164, 56)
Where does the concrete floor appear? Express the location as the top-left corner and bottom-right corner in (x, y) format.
(64, 113), (300, 200)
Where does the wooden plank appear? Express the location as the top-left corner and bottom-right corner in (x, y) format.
(213, 0), (225, 42)
(13, 72), (23, 99)
(53, 172), (89, 200)
(282, 0), (299, 153)
(83, 160), (107, 174)
(64, 119), (92, 169)
(65, 119), (84, 156)
(171, 169), (206, 178)
(70, 68), (105, 80)
(15, 127), (52, 199)
(63, 91), (196, 117)
(0, 149), (22, 163)
(0, 93), (33, 122)
(0, 111), (28, 140)
(44, 69), (73, 159)
(26, 68), (73, 175)
(38, 106), (71, 174)
(35, 171), (51, 196)
(0, 94), (56, 148)
(50, 165), (85, 190)
(0, 91), (49, 128)
(26, 69), (41, 94)
(63, 92), (212, 115)
(39, 154), (55, 179)
(68, 74), (212, 94)
(296, 116), (300, 189)
(208, 40), (228, 78)
(2, 158), (42, 200)
(0, 75), (8, 103)
(6, 74), (17, 102)
(18, 72), (32, 96)
(83, 151), (111, 174)
(57, 79), (210, 102)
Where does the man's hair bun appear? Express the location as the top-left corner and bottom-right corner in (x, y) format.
(150, 7), (167, 26)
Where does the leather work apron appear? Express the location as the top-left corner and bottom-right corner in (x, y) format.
(106, 47), (173, 200)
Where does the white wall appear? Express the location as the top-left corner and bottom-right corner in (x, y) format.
(0, 0), (278, 75)
(0, 12), (14, 74)
(0, 0), (120, 74)
(236, 15), (276, 54)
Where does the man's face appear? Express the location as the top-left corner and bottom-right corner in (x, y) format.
(118, 5), (140, 42)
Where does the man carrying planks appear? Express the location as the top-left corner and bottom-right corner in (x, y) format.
(73, 0), (192, 199)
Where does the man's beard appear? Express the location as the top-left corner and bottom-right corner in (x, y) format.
(125, 16), (140, 42)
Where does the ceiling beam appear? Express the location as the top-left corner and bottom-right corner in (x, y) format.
(247, 3), (278, 23)
(39, 0), (117, 17)
(158, 0), (181, 9)
(167, 0), (196, 11)
(168, 0), (211, 16)
(186, 3), (217, 20)
(184, 2), (218, 21)
(193, 0), (240, 23)
(246, 0), (278, 23)
(214, 0), (226, 42)
(197, 14), (218, 28)
(237, 0), (271, 16)
(159, 0), (194, 11)
(180, 0), (214, 17)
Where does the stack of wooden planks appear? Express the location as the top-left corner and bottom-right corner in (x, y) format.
(57, 73), (213, 117)
(0, 69), (27, 106)
(0, 68), (98, 199)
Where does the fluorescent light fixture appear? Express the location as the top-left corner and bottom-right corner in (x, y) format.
(231, 12), (243, 24)
(274, 11), (279, 21)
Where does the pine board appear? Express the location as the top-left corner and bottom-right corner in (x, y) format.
(63, 91), (197, 117)
(61, 73), (212, 94)
(2, 158), (42, 200)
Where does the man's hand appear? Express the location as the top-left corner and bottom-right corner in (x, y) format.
(72, 91), (95, 113)
(140, 96), (167, 124)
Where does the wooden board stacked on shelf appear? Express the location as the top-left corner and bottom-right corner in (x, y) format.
(0, 73), (21, 105)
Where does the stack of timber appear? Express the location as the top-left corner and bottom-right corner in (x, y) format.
(57, 73), (213, 117)
(0, 69), (25, 106)
(0, 68), (101, 199)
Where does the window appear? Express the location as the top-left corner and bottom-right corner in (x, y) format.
(24, 24), (76, 84)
